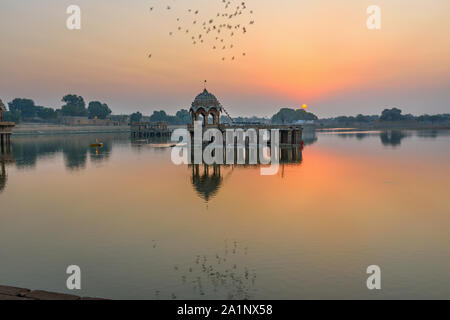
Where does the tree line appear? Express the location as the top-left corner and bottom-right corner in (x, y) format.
(3, 95), (112, 123)
(129, 109), (192, 125)
(4, 95), (449, 127)
(270, 108), (318, 124)
(319, 107), (450, 126)
(3, 95), (193, 125)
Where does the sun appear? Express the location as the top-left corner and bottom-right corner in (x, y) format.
(302, 104), (308, 110)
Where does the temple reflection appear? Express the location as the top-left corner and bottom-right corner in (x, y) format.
(189, 146), (303, 202)
(0, 148), (14, 194)
(191, 164), (223, 202)
(0, 162), (5, 194)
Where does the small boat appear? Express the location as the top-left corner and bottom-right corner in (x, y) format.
(90, 142), (103, 148)
(90, 139), (103, 148)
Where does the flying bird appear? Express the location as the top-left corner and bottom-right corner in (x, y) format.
(147, 0), (255, 62)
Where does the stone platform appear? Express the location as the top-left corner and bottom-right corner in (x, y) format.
(0, 285), (105, 300)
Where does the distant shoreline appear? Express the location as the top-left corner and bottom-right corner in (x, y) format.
(12, 123), (131, 135)
(10, 122), (450, 136)
(316, 123), (450, 131)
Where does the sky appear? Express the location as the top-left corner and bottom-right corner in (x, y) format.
(0, 0), (449, 118)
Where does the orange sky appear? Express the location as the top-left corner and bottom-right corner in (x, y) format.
(0, 0), (449, 117)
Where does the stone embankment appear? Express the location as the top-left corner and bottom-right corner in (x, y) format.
(0, 285), (104, 300)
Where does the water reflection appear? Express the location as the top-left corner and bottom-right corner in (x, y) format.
(332, 131), (374, 140)
(131, 136), (305, 202)
(302, 129), (318, 146)
(130, 136), (175, 152)
(11, 133), (128, 170)
(166, 240), (257, 300)
(189, 146), (303, 202)
(0, 163), (5, 193)
(328, 129), (448, 147)
(132, 130), (318, 148)
(191, 165), (223, 202)
(416, 129), (450, 139)
(1, 130), (450, 299)
(0, 148), (14, 194)
(380, 131), (407, 147)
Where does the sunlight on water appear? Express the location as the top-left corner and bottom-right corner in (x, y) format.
(0, 130), (449, 299)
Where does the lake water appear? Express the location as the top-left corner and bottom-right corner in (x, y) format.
(1, 130), (450, 299)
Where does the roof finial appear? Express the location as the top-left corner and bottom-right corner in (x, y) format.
(204, 80), (207, 90)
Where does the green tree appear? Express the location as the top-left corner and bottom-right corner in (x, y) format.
(149, 110), (168, 122)
(335, 116), (356, 124)
(36, 106), (57, 120)
(271, 108), (318, 124)
(380, 108), (404, 121)
(87, 101), (112, 119)
(3, 110), (21, 123)
(356, 114), (371, 123)
(130, 111), (143, 123)
(8, 98), (36, 119)
(175, 109), (191, 124)
(61, 94), (86, 117)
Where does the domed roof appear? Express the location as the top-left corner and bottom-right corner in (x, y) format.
(190, 89), (222, 112)
(191, 169), (222, 202)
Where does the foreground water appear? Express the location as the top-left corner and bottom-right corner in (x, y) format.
(1, 130), (449, 299)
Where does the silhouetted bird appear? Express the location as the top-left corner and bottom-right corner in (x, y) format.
(147, 0), (255, 61)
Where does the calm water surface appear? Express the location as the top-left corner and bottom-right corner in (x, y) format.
(1, 130), (450, 299)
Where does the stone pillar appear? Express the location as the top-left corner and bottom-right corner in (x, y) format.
(288, 130), (293, 144)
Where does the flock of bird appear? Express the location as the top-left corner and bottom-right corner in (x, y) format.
(148, 0), (255, 62)
(153, 240), (257, 300)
